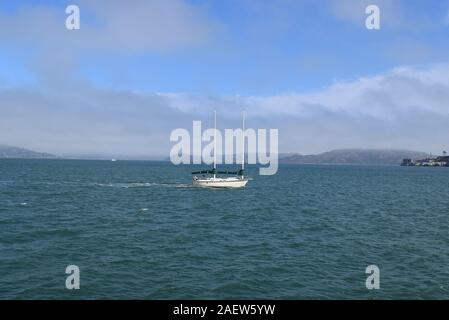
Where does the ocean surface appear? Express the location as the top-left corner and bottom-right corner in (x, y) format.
(1, 159), (449, 299)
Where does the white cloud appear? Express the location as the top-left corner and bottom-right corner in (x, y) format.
(1, 64), (449, 155)
(166, 64), (449, 120)
(328, 0), (400, 26)
(327, 0), (433, 29)
(0, 0), (218, 53)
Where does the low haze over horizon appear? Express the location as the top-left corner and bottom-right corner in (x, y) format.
(1, 0), (449, 156)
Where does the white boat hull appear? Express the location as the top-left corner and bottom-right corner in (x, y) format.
(193, 177), (248, 188)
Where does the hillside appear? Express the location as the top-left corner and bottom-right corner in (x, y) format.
(0, 145), (55, 159)
(280, 149), (430, 165)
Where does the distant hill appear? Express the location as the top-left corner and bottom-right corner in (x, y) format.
(280, 149), (430, 165)
(0, 145), (55, 159)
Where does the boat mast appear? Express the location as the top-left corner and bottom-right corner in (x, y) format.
(242, 112), (245, 177)
(214, 110), (216, 179)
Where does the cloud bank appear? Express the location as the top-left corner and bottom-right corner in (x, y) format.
(1, 64), (449, 156)
(0, 0), (217, 53)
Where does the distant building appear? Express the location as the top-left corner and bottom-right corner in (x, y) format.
(400, 158), (414, 166)
(402, 155), (449, 167)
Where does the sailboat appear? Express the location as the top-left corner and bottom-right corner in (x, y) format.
(192, 112), (249, 188)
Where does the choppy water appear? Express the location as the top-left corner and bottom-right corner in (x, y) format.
(1, 159), (449, 299)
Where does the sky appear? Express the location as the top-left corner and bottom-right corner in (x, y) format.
(1, 0), (449, 157)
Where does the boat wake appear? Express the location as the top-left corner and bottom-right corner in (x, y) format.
(29, 180), (196, 189)
(94, 182), (194, 189)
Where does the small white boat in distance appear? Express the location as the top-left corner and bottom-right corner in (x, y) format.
(192, 112), (249, 188)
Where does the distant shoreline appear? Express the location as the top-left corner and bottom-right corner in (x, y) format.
(3, 159), (446, 168)
(0, 145), (441, 165)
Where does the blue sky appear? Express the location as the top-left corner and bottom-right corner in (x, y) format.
(2, 0), (449, 94)
(1, 0), (449, 156)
